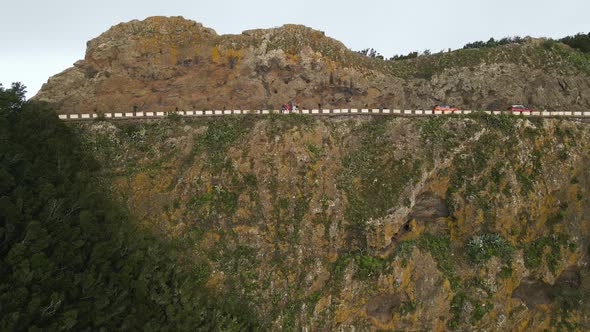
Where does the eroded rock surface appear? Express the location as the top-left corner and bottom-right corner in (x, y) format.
(35, 16), (590, 114)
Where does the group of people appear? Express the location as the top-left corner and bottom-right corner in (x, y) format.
(280, 101), (299, 113)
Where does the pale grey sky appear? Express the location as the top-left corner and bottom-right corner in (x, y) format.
(1, 0), (588, 98)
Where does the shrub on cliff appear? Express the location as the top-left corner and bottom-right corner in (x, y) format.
(466, 234), (514, 264)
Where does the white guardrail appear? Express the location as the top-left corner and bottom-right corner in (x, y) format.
(57, 109), (590, 120)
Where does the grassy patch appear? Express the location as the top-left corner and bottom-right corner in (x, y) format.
(417, 233), (459, 289)
(471, 301), (492, 323)
(339, 118), (423, 250)
(546, 203), (567, 229)
(390, 239), (416, 267)
(398, 301), (417, 315)
(266, 113), (315, 137)
(465, 234), (514, 264)
(329, 254), (351, 291)
(195, 117), (254, 173)
(188, 185), (239, 217)
(354, 254), (385, 279)
(523, 234), (569, 273)
(447, 292), (467, 329)
(306, 142), (323, 162)
(497, 265), (513, 279)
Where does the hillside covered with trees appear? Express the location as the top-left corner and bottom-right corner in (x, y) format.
(0, 83), (258, 330)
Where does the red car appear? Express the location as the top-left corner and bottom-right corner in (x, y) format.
(432, 104), (459, 112)
(507, 105), (534, 112)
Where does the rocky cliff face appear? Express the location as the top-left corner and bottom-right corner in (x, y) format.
(77, 114), (590, 330)
(34, 15), (590, 330)
(35, 16), (590, 113)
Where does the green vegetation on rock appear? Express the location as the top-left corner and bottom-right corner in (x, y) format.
(0, 85), (259, 331)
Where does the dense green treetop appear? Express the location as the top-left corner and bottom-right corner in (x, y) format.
(0, 83), (258, 331)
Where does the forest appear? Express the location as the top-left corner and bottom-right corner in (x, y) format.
(0, 83), (258, 331)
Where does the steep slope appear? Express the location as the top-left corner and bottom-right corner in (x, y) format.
(0, 93), (259, 331)
(76, 114), (590, 330)
(35, 16), (590, 113)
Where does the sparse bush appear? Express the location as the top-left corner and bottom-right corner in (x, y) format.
(355, 254), (385, 279)
(391, 240), (416, 266)
(466, 234), (514, 264)
(195, 117), (253, 172)
(448, 292), (467, 328)
(471, 301), (491, 323)
(523, 234), (569, 272)
(389, 51), (419, 61)
(463, 36), (525, 49)
(357, 48), (384, 59)
(398, 301), (417, 315)
(542, 39), (557, 50)
(94, 112), (106, 121)
(497, 265), (513, 279)
(306, 142), (322, 161)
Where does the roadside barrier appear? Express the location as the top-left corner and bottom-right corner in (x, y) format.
(57, 109), (590, 120)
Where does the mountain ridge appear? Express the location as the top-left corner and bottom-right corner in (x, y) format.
(34, 16), (590, 114)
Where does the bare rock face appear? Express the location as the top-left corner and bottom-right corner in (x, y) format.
(409, 192), (449, 222)
(34, 16), (590, 113)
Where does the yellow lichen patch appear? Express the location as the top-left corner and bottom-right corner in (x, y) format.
(407, 219), (424, 237)
(496, 210), (517, 240)
(433, 318), (446, 331)
(497, 269), (519, 298)
(236, 193), (253, 219)
(232, 224), (258, 235)
(333, 293), (365, 325)
(206, 270), (225, 290)
(201, 231), (221, 250)
(565, 247), (579, 266)
(169, 46), (178, 65)
(514, 316), (531, 332)
(211, 46), (220, 64)
(314, 294), (331, 315)
(427, 175), (449, 197)
(225, 48), (242, 61)
(398, 261), (414, 290)
(286, 53), (299, 63)
(450, 204), (481, 241)
(536, 304), (552, 328)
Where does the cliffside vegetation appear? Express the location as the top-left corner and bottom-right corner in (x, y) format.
(67, 108), (590, 331)
(0, 84), (259, 330)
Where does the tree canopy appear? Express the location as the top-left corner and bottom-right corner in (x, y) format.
(560, 32), (590, 53)
(0, 83), (258, 331)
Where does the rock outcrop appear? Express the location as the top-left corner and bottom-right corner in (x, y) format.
(76, 114), (590, 330)
(34, 16), (590, 113)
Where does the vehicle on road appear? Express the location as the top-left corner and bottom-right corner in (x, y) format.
(507, 105), (535, 112)
(432, 104), (459, 112)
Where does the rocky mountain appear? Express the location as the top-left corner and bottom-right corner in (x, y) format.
(35, 16), (590, 113)
(20, 16), (590, 331)
(77, 114), (590, 330)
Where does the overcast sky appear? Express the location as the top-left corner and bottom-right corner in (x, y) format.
(1, 0), (589, 98)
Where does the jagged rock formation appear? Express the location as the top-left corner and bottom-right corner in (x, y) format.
(35, 16), (590, 113)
